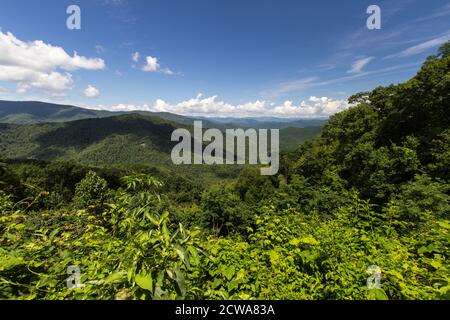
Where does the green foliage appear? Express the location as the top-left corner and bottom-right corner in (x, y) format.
(293, 42), (450, 207)
(0, 175), (203, 300)
(390, 174), (449, 223)
(0, 43), (449, 300)
(0, 190), (13, 211)
(200, 184), (252, 236)
(428, 129), (450, 180)
(73, 171), (110, 212)
(235, 166), (278, 204)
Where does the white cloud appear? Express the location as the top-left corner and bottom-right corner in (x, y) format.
(273, 96), (350, 117)
(141, 55), (176, 75)
(0, 31), (105, 93)
(142, 56), (160, 72)
(0, 66), (74, 92)
(348, 57), (374, 74)
(86, 94), (350, 118)
(162, 68), (175, 75)
(83, 85), (100, 98)
(386, 32), (450, 58)
(16, 83), (29, 94)
(132, 52), (140, 62)
(93, 103), (151, 112)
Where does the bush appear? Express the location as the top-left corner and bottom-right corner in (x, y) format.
(73, 171), (110, 212)
(200, 184), (252, 236)
(391, 174), (449, 223)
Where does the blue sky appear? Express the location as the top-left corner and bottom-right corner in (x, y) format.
(0, 0), (449, 117)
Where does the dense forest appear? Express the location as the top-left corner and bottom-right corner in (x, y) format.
(0, 112), (321, 166)
(0, 43), (449, 300)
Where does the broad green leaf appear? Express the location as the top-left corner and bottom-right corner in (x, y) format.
(135, 273), (153, 292)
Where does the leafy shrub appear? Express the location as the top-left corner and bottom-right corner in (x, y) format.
(73, 171), (110, 212)
(200, 184), (252, 236)
(390, 174), (449, 223)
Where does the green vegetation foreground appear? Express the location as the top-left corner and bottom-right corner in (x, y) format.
(0, 44), (449, 300)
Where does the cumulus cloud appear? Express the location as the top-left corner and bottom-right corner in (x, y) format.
(83, 85), (100, 98)
(162, 68), (175, 75)
(348, 57), (374, 74)
(141, 55), (176, 75)
(0, 31), (105, 93)
(87, 94), (350, 118)
(142, 56), (160, 72)
(94, 103), (151, 112)
(273, 96), (350, 117)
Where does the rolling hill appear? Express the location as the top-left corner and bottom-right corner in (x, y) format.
(279, 126), (322, 150)
(0, 100), (112, 124)
(0, 100), (217, 126)
(0, 114), (322, 169)
(0, 114), (181, 167)
(0, 100), (327, 130)
(197, 116), (328, 129)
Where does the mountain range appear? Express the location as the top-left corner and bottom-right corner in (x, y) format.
(0, 100), (324, 171)
(0, 100), (327, 128)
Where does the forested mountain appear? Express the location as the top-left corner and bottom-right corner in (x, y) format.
(0, 100), (216, 127)
(0, 100), (326, 131)
(0, 114), (180, 166)
(195, 116), (328, 129)
(0, 113), (321, 167)
(0, 43), (449, 301)
(289, 43), (450, 203)
(0, 100), (110, 124)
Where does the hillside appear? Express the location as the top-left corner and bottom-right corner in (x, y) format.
(0, 114), (184, 167)
(279, 126), (322, 151)
(0, 100), (219, 127)
(199, 116), (328, 129)
(0, 100), (327, 131)
(0, 100), (111, 124)
(0, 113), (322, 166)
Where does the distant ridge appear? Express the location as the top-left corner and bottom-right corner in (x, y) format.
(0, 100), (328, 129)
(0, 112), (322, 168)
(0, 100), (197, 125)
(0, 100), (109, 124)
